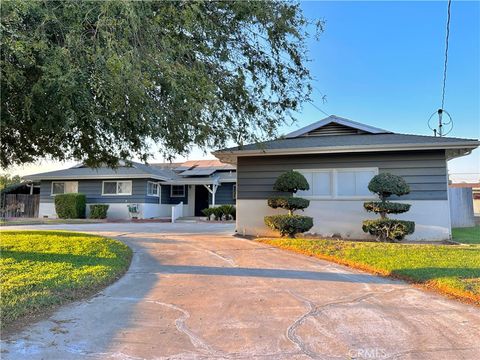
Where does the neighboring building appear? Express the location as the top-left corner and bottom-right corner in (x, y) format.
(25, 160), (236, 219)
(214, 116), (479, 241)
(449, 182), (480, 216)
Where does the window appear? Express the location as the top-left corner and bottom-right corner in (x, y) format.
(232, 184), (237, 199)
(147, 181), (160, 197)
(102, 181), (132, 195)
(51, 181), (78, 195)
(170, 185), (185, 197)
(296, 168), (377, 199)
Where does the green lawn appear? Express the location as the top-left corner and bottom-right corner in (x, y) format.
(0, 218), (105, 226)
(259, 238), (480, 304)
(452, 226), (480, 244)
(0, 230), (132, 327)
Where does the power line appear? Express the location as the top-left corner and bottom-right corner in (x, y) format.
(441, 0), (452, 109)
(308, 101), (329, 117)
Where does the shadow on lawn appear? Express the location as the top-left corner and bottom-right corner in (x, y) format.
(391, 267), (480, 282)
(1, 250), (120, 267)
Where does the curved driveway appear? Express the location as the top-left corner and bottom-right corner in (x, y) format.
(2, 222), (480, 359)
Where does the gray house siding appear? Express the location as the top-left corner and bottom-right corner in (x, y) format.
(237, 150), (447, 200)
(160, 185), (188, 205)
(40, 179), (160, 204)
(209, 182), (235, 205)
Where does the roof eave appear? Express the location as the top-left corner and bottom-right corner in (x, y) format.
(213, 141), (479, 164)
(23, 174), (170, 181)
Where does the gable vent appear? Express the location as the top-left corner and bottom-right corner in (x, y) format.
(303, 122), (368, 137)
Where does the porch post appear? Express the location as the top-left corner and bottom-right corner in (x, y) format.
(212, 184), (218, 207)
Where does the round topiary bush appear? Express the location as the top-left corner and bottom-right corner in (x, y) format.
(362, 172), (414, 242)
(367, 172), (410, 200)
(273, 170), (310, 193)
(264, 214), (313, 238)
(265, 171), (313, 237)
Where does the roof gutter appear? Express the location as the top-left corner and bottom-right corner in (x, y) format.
(213, 141), (479, 163)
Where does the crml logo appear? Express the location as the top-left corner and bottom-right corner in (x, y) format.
(348, 347), (388, 359)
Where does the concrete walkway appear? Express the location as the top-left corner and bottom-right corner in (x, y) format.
(2, 223), (480, 359)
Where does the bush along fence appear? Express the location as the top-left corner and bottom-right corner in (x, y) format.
(54, 193), (86, 219)
(202, 205), (236, 221)
(264, 170), (313, 237)
(362, 173), (415, 242)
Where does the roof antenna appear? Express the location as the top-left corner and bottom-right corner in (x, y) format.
(427, 0), (454, 137)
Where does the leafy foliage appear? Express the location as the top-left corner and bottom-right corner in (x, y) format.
(89, 204), (109, 219)
(273, 171), (310, 193)
(362, 219), (415, 242)
(363, 201), (411, 214)
(268, 196), (310, 213)
(54, 193), (86, 219)
(202, 205), (236, 221)
(0, 231), (132, 326)
(0, 174), (21, 190)
(368, 173), (410, 200)
(1, 1), (321, 168)
(264, 214), (313, 238)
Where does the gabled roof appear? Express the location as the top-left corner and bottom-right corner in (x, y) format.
(285, 115), (391, 138)
(213, 116), (479, 164)
(25, 161), (180, 181)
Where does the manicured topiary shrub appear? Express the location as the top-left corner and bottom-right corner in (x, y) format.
(54, 193), (86, 219)
(362, 173), (414, 242)
(264, 170), (313, 237)
(89, 204), (109, 219)
(264, 214), (313, 238)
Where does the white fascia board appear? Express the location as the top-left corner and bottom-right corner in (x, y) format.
(284, 116), (392, 138)
(213, 142), (479, 162)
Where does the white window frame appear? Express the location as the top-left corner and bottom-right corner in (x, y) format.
(170, 185), (185, 198)
(102, 180), (132, 196)
(147, 181), (160, 197)
(51, 181), (78, 196)
(232, 184), (237, 200)
(294, 167), (378, 200)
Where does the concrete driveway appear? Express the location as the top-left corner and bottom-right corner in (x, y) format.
(2, 223), (480, 359)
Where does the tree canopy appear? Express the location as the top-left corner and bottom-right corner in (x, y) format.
(1, 1), (321, 168)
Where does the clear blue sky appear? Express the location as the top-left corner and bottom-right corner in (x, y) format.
(9, 1), (480, 181)
(285, 0), (479, 182)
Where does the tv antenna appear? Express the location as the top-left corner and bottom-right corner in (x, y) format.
(428, 0), (454, 137)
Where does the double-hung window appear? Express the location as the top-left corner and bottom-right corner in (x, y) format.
(296, 168), (377, 199)
(147, 181), (160, 197)
(102, 181), (132, 195)
(170, 185), (185, 197)
(51, 181), (78, 195)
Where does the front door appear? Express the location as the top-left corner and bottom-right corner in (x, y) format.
(194, 185), (210, 216)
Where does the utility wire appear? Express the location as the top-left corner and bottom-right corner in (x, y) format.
(441, 0), (452, 109)
(308, 101), (330, 117)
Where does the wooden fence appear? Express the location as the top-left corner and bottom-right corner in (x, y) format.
(0, 194), (40, 218)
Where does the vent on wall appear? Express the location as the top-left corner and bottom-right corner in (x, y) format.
(302, 122), (368, 137)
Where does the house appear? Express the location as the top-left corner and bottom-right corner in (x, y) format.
(25, 160), (236, 219)
(213, 115), (479, 241)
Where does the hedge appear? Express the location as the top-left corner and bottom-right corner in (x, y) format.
(264, 214), (313, 238)
(89, 204), (109, 219)
(267, 196), (310, 213)
(54, 193), (86, 219)
(363, 201), (411, 215)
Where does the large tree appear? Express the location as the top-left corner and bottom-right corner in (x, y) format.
(1, 1), (320, 168)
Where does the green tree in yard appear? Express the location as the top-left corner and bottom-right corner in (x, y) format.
(0, 174), (21, 190)
(264, 170), (313, 237)
(362, 172), (415, 242)
(1, 1), (322, 168)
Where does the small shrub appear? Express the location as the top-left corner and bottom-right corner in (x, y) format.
(89, 204), (109, 219)
(212, 206), (224, 220)
(268, 196), (310, 214)
(202, 207), (215, 220)
(218, 204), (236, 220)
(368, 173), (410, 200)
(54, 193), (86, 219)
(265, 215), (313, 238)
(362, 219), (415, 242)
(363, 201), (411, 214)
(273, 170), (310, 193)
